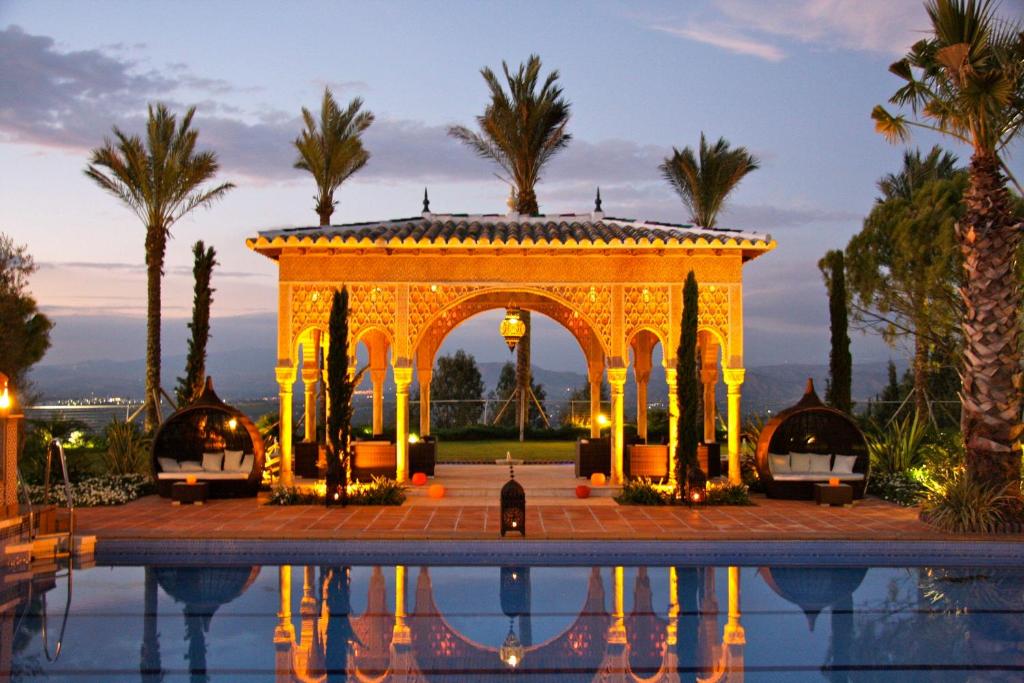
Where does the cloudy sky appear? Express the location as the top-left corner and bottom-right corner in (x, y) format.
(2, 0), (1022, 373)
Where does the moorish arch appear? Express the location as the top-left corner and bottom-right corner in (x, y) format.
(272, 565), (748, 682)
(248, 205), (774, 485)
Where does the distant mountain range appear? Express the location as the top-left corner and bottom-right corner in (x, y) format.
(29, 348), (902, 415)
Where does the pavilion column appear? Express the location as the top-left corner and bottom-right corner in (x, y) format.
(301, 363), (319, 443)
(701, 342), (719, 444)
(393, 366), (413, 483)
(665, 367), (678, 490)
(370, 369), (386, 436)
(635, 370), (650, 442)
(724, 566), (746, 678)
(393, 565), (410, 644)
(609, 566), (626, 644)
(723, 368), (745, 485)
(631, 334), (654, 443)
(275, 365), (296, 487)
(274, 565), (295, 676)
(607, 367), (627, 485)
(299, 566), (316, 648)
(667, 566), (679, 648)
(418, 368), (432, 437)
(587, 361), (603, 438)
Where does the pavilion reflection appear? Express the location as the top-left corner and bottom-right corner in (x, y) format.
(274, 565), (747, 682)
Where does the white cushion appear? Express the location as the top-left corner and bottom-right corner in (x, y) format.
(157, 457), (180, 472)
(769, 454), (791, 474)
(157, 472), (248, 480)
(832, 454), (858, 474)
(224, 449), (244, 471)
(772, 473), (864, 482)
(179, 461), (204, 472)
(202, 452), (223, 472)
(789, 452), (813, 472)
(240, 454), (254, 473)
(808, 455), (832, 473)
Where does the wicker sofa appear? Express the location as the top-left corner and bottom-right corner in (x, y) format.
(151, 378), (264, 498)
(755, 379), (869, 500)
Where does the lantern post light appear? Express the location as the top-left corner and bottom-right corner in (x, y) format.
(499, 306), (526, 351)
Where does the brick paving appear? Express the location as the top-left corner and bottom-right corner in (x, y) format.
(73, 493), (980, 541)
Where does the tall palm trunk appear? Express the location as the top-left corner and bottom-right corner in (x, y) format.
(318, 207), (332, 226)
(516, 311), (531, 441)
(913, 326), (929, 419)
(958, 152), (1023, 492)
(145, 227), (166, 431)
(515, 190), (538, 216)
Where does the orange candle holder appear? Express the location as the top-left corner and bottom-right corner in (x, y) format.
(186, 474), (198, 485)
(828, 477), (840, 487)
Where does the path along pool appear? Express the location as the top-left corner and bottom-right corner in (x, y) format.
(4, 559), (1023, 681)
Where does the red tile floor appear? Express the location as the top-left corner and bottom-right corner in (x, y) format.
(75, 492), (971, 541)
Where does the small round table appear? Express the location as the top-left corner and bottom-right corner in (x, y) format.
(814, 483), (853, 507)
(171, 481), (209, 506)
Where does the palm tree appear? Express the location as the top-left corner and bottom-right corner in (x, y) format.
(85, 104), (234, 430)
(659, 133), (760, 228)
(294, 88), (374, 226)
(872, 0), (1024, 495)
(450, 55), (571, 437)
(877, 146), (960, 201)
(448, 54), (571, 215)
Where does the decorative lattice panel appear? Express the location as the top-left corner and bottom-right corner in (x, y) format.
(698, 285), (730, 346)
(541, 285), (613, 349)
(290, 284), (397, 348)
(623, 286), (670, 346)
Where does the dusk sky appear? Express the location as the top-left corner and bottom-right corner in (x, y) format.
(2, 0), (1022, 374)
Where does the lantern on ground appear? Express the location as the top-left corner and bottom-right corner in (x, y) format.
(499, 307), (526, 351)
(500, 465), (526, 537)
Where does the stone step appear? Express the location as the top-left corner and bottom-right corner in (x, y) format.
(408, 484), (621, 498)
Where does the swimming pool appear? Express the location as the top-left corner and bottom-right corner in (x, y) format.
(5, 557), (1023, 680)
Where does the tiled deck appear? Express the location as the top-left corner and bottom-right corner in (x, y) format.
(76, 493), (966, 541)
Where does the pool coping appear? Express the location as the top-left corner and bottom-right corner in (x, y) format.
(96, 538), (1024, 568)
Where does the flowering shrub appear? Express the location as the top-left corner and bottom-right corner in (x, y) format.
(868, 471), (927, 506)
(26, 474), (153, 507)
(267, 476), (406, 506)
(705, 481), (753, 506)
(614, 478), (670, 505)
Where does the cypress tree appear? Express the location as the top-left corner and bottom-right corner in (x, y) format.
(677, 270), (702, 497)
(175, 241), (217, 406)
(327, 287), (353, 506)
(819, 249), (852, 413)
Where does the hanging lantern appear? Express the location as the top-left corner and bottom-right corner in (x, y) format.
(499, 618), (524, 669)
(499, 307), (526, 351)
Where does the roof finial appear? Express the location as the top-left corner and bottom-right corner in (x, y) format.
(422, 187), (430, 215)
(594, 187), (602, 212)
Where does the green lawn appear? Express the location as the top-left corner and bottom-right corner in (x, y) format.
(437, 440), (575, 463)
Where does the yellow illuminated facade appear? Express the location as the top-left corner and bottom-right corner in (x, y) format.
(247, 210), (775, 486)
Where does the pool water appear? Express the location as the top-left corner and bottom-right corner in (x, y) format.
(4, 562), (1023, 680)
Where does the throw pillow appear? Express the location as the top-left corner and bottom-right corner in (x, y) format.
(789, 452), (813, 472)
(224, 449), (245, 472)
(240, 454), (254, 473)
(769, 453), (791, 473)
(202, 451), (223, 472)
(832, 454), (858, 474)
(179, 461), (204, 472)
(809, 454), (832, 473)
(157, 457), (180, 472)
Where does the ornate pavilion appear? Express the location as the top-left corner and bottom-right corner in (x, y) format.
(246, 201), (774, 486)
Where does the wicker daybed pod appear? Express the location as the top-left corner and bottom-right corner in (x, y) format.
(151, 377), (265, 497)
(755, 379), (869, 500)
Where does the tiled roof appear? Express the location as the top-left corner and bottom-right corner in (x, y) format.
(247, 212), (775, 256)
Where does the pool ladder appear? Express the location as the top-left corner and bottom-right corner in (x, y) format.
(20, 440), (96, 563)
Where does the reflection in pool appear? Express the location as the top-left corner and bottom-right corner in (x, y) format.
(5, 562), (1024, 680)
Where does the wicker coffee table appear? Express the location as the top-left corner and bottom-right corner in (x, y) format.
(171, 481), (209, 506)
(814, 483), (853, 507)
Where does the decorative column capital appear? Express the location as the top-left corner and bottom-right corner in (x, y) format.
(275, 365), (296, 386)
(723, 368), (745, 387)
(393, 366), (413, 387)
(300, 367), (319, 384)
(723, 623), (746, 645)
(607, 367), (627, 386)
